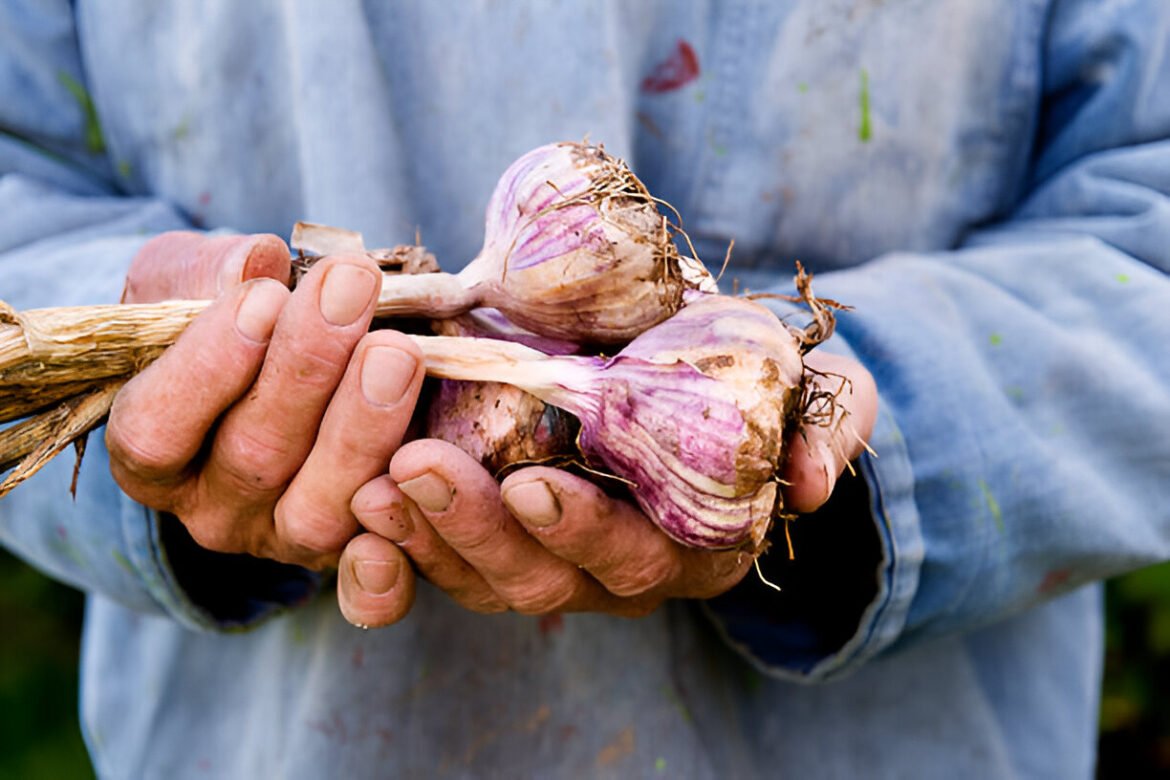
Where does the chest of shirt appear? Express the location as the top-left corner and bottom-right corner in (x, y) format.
(79, 0), (1046, 272)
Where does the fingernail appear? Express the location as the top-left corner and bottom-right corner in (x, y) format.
(397, 472), (452, 513)
(361, 346), (417, 405)
(320, 264), (377, 326)
(353, 558), (398, 595)
(502, 480), (561, 527)
(235, 281), (285, 342)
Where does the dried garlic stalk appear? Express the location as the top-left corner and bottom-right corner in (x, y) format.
(0, 226), (436, 498)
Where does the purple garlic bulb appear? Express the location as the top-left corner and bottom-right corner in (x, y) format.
(455, 141), (710, 344)
(412, 294), (806, 550)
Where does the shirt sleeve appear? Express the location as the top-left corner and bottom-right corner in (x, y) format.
(705, 0), (1170, 681)
(0, 2), (320, 631)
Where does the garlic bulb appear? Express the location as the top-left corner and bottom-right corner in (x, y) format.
(410, 295), (805, 549)
(454, 141), (708, 342)
(324, 142), (714, 343)
(425, 311), (577, 476)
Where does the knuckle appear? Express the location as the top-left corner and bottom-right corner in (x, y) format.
(454, 589), (509, 615)
(105, 416), (184, 484)
(443, 511), (509, 553)
(275, 499), (353, 554)
(286, 341), (352, 391)
(182, 512), (248, 554)
(679, 553), (751, 600)
(333, 419), (401, 464)
(213, 426), (296, 494)
(181, 331), (240, 376)
(503, 571), (578, 615)
(602, 554), (680, 598)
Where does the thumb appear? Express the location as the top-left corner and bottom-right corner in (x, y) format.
(781, 351), (877, 514)
(122, 231), (291, 303)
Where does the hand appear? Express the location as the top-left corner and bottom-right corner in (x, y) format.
(337, 350), (877, 628)
(341, 441), (751, 626)
(105, 232), (424, 575)
(781, 349), (878, 514)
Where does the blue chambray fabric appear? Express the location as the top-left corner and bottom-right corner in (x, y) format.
(1, 1), (1168, 777)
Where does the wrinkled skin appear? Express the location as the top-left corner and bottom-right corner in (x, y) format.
(346, 349), (876, 627)
(107, 231), (424, 625)
(107, 232), (877, 627)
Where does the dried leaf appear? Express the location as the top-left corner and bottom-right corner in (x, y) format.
(0, 381), (122, 498)
(0, 300), (204, 386)
(368, 244), (440, 275)
(291, 222), (366, 256)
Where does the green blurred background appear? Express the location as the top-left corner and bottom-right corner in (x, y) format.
(0, 548), (1167, 778)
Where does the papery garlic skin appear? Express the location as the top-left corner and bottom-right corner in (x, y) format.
(451, 308), (580, 356)
(291, 145), (716, 343)
(425, 379), (577, 476)
(576, 296), (804, 548)
(424, 312), (577, 475)
(457, 142), (707, 344)
(411, 295), (806, 551)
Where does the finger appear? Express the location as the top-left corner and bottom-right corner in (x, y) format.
(106, 278), (288, 510)
(501, 468), (747, 603)
(276, 330), (424, 554)
(352, 476), (506, 613)
(390, 440), (619, 615)
(781, 429), (836, 515)
(202, 255), (380, 507)
(123, 232), (290, 302)
(782, 351), (877, 514)
(337, 532), (415, 628)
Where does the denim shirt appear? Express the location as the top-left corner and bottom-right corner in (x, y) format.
(2, 1), (1169, 777)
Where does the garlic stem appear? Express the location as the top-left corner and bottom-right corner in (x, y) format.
(0, 300), (204, 387)
(407, 335), (598, 416)
(374, 272), (476, 319)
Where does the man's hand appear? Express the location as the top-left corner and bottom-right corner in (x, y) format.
(106, 232), (424, 584)
(781, 349), (878, 514)
(339, 350), (877, 627)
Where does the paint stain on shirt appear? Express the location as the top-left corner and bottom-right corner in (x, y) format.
(978, 479), (1004, 533)
(859, 69), (873, 142)
(57, 70), (105, 154)
(642, 40), (701, 93)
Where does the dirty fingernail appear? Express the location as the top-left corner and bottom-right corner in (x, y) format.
(397, 472), (452, 513)
(353, 558), (399, 595)
(235, 280), (286, 342)
(320, 264), (377, 326)
(361, 346), (417, 405)
(503, 480), (561, 527)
